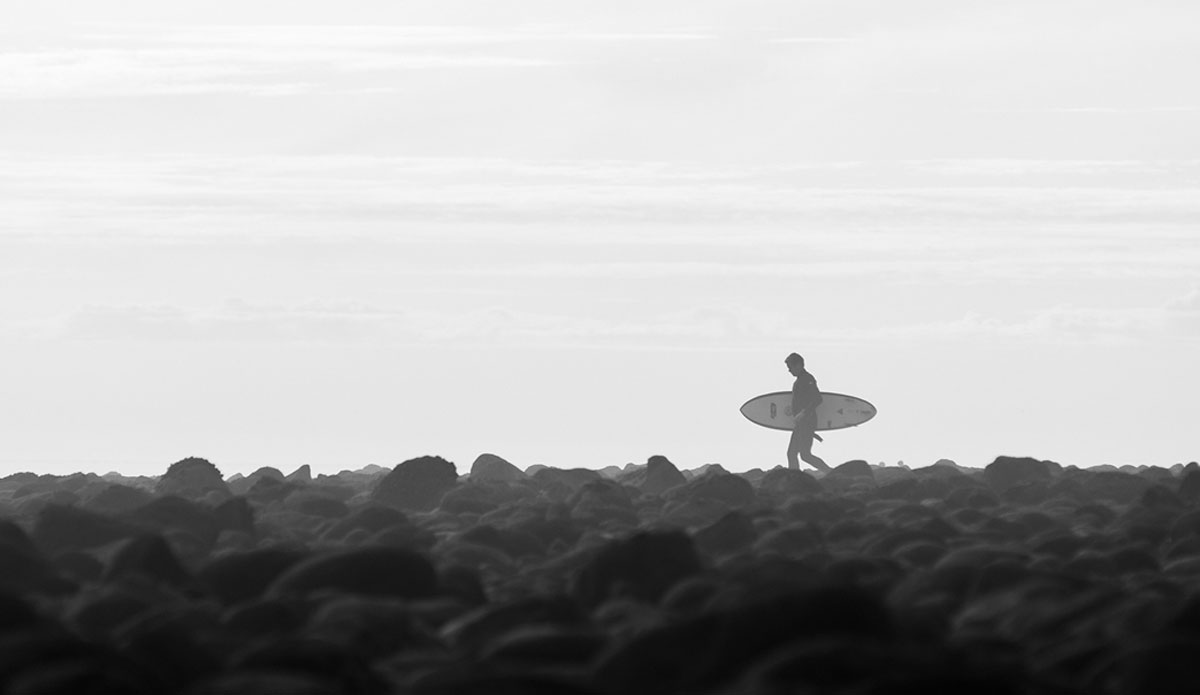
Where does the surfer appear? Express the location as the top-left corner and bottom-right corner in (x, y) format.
(785, 353), (830, 473)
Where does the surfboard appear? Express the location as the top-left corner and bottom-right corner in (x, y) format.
(740, 392), (877, 432)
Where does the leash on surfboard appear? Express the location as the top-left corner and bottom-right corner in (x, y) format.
(814, 433), (823, 442)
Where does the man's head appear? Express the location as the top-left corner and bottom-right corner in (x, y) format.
(785, 352), (805, 375)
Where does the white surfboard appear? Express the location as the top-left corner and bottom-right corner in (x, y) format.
(740, 391), (877, 432)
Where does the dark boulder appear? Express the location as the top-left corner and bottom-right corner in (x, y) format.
(984, 456), (1056, 490)
(568, 480), (638, 526)
(470, 453), (526, 483)
(323, 506), (410, 542)
(572, 530), (703, 607)
(828, 460), (875, 480)
(102, 534), (194, 590)
(438, 481), (533, 515)
(81, 484), (154, 515)
(213, 496), (256, 536)
(32, 504), (139, 553)
(285, 465), (312, 483)
(156, 457), (230, 500)
(618, 455), (687, 496)
(758, 468), (823, 497)
(370, 455), (458, 512)
(284, 491), (349, 519)
(667, 472), (756, 508)
(1180, 470), (1200, 503)
(126, 495), (223, 551)
(531, 467), (603, 497)
(694, 511), (758, 557)
(198, 547), (308, 605)
(268, 547), (438, 600)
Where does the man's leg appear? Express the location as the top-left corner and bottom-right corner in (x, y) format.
(786, 427), (802, 470)
(796, 427), (831, 473)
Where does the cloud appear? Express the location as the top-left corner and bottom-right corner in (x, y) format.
(44, 292), (1200, 351)
(0, 24), (726, 100)
(0, 26), (577, 100)
(60, 300), (397, 343)
(1165, 286), (1200, 334)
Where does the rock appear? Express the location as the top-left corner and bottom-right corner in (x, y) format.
(438, 481), (533, 515)
(285, 465), (312, 483)
(525, 464), (548, 476)
(984, 456), (1056, 490)
(1081, 471), (1151, 504)
(229, 468), (285, 494)
(694, 511), (758, 557)
(597, 465), (624, 479)
(102, 534), (194, 590)
(370, 456), (459, 512)
(738, 468), (768, 485)
(573, 530), (703, 607)
(127, 495), (223, 551)
(568, 480), (638, 526)
(268, 547), (438, 600)
(757, 468), (823, 497)
(198, 547), (308, 605)
(687, 464), (729, 479)
(213, 496), (256, 536)
(469, 453), (526, 483)
(245, 476), (296, 504)
(531, 468), (603, 495)
(323, 506), (411, 542)
(440, 596), (586, 652)
(456, 524), (546, 559)
(33, 504), (139, 553)
(156, 457), (231, 500)
(229, 637), (390, 694)
(81, 484), (154, 515)
(667, 472), (756, 508)
(1180, 470), (1200, 503)
(284, 491), (349, 519)
(828, 460), (875, 479)
(0, 525), (72, 595)
(618, 455), (687, 496)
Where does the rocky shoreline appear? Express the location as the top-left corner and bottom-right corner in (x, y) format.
(2, 453), (1200, 693)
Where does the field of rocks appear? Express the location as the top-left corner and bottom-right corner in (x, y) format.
(3, 452), (1200, 694)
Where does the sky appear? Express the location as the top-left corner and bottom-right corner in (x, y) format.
(2, 0), (1198, 477)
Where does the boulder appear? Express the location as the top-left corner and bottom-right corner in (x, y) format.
(757, 468), (823, 497)
(102, 534), (194, 590)
(983, 456), (1057, 490)
(33, 504), (139, 553)
(438, 481), (534, 515)
(370, 456), (459, 512)
(81, 484), (154, 515)
(469, 453), (526, 483)
(572, 530), (703, 607)
(619, 455), (687, 496)
(285, 465), (312, 483)
(531, 468), (603, 497)
(694, 511), (758, 557)
(568, 480), (638, 526)
(1180, 470), (1200, 503)
(828, 460), (875, 480)
(156, 457), (231, 500)
(198, 547), (308, 605)
(268, 547), (438, 600)
(667, 473), (756, 509)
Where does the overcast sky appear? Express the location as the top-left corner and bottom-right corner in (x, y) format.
(2, 0), (1198, 476)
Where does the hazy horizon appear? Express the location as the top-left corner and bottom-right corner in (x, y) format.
(3, 1), (1198, 477)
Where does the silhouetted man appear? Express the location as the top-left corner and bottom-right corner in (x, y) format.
(786, 352), (830, 473)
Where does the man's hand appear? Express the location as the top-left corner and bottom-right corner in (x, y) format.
(793, 410), (807, 424)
